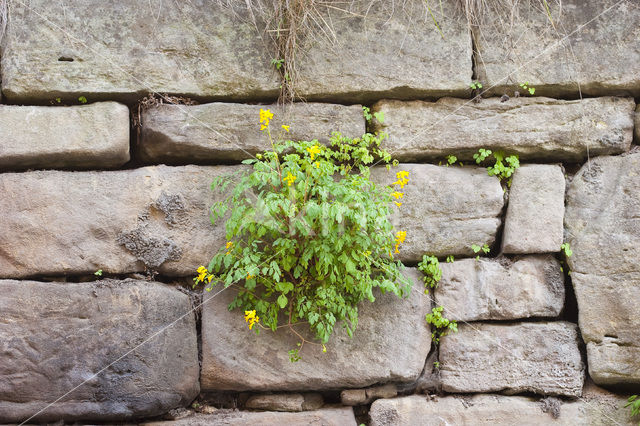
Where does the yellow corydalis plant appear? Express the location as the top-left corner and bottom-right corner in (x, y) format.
(244, 310), (260, 330)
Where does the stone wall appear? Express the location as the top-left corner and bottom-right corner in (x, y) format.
(0, 0), (639, 424)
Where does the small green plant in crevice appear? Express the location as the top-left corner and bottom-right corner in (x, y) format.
(94, 269), (103, 277)
(271, 58), (285, 70)
(362, 106), (384, 126)
(473, 148), (520, 186)
(469, 81), (483, 90)
(561, 242), (573, 258)
(418, 254), (442, 294)
(625, 395), (640, 425)
(426, 306), (458, 344)
(471, 243), (490, 260)
(519, 81), (536, 95)
(78, 96), (88, 104)
(445, 154), (457, 166)
(446, 255), (454, 263)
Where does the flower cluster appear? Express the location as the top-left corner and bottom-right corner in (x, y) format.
(395, 231), (407, 254)
(283, 172), (296, 187)
(244, 310), (260, 330)
(194, 265), (214, 285)
(392, 170), (409, 254)
(259, 108), (273, 130)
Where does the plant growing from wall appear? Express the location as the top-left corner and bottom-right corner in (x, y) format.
(473, 148), (520, 186)
(418, 254), (458, 343)
(625, 395), (640, 425)
(196, 108), (411, 361)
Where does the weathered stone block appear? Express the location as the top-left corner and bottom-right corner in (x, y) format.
(0, 165), (242, 278)
(502, 165), (565, 254)
(436, 255), (564, 321)
(370, 394), (587, 426)
(139, 102), (365, 164)
(0, 279), (199, 423)
(0, 102), (130, 170)
(474, 0), (640, 97)
(1, 1), (279, 102)
(244, 393), (323, 412)
(201, 269), (430, 391)
(142, 407), (357, 426)
(371, 163), (504, 261)
(635, 105), (640, 144)
(294, 0), (472, 102)
(565, 153), (640, 386)
(439, 322), (585, 397)
(372, 97), (635, 162)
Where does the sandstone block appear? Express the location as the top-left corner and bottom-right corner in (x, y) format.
(244, 393), (323, 412)
(0, 165), (242, 278)
(0, 102), (130, 170)
(293, 0), (472, 102)
(439, 322), (584, 397)
(502, 165), (566, 254)
(372, 97), (635, 162)
(139, 102), (365, 164)
(474, 0), (640, 97)
(371, 163), (504, 261)
(436, 255), (564, 321)
(201, 269), (430, 391)
(1, 1), (279, 102)
(142, 407), (357, 426)
(565, 153), (640, 386)
(0, 279), (199, 423)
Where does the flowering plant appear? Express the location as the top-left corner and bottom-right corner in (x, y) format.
(197, 108), (410, 360)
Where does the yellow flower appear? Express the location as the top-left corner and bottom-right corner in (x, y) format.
(314, 161), (320, 169)
(197, 266), (207, 274)
(396, 170), (409, 179)
(306, 145), (322, 160)
(281, 124), (290, 132)
(393, 179), (408, 188)
(394, 201), (402, 207)
(260, 123), (269, 130)
(391, 191), (403, 199)
(259, 108), (273, 123)
(283, 172), (297, 187)
(225, 241), (233, 255)
(207, 274), (214, 283)
(247, 274), (254, 280)
(244, 310), (260, 330)
(395, 231), (407, 244)
(393, 170), (410, 189)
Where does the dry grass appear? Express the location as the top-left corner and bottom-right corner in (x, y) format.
(132, 93), (199, 129)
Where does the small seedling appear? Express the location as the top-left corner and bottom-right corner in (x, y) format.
(446, 255), (455, 263)
(561, 243), (573, 257)
(433, 361), (440, 369)
(445, 154), (457, 166)
(473, 148), (492, 164)
(78, 96), (88, 104)
(94, 269), (103, 277)
(271, 58), (284, 70)
(519, 81), (536, 95)
(469, 81), (483, 90)
(471, 244), (490, 260)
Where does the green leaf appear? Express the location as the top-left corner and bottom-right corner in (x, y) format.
(277, 294), (288, 309)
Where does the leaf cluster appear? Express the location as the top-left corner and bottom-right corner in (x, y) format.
(205, 129), (410, 351)
(473, 149), (520, 186)
(425, 306), (458, 344)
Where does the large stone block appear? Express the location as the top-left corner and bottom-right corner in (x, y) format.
(439, 322), (585, 397)
(436, 255), (564, 321)
(565, 152), (640, 386)
(142, 407), (357, 426)
(293, 0), (472, 102)
(371, 97), (635, 162)
(0, 165), (242, 278)
(200, 269), (430, 391)
(0, 102), (129, 170)
(139, 102), (365, 164)
(370, 394), (586, 426)
(502, 164), (566, 254)
(0, 279), (199, 423)
(474, 0), (640, 97)
(1, 1), (279, 102)
(371, 163), (504, 261)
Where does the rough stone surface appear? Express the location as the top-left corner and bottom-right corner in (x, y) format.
(0, 102), (130, 170)
(143, 407), (357, 426)
(244, 393), (323, 412)
(0, 279), (199, 423)
(370, 395), (583, 425)
(372, 97), (635, 162)
(474, 0), (640, 97)
(1, 1), (279, 102)
(340, 389), (368, 406)
(139, 102), (365, 164)
(635, 105), (639, 144)
(436, 255), (565, 321)
(439, 322), (585, 397)
(502, 165), (566, 254)
(340, 385), (398, 406)
(565, 152), (640, 386)
(294, 0), (472, 102)
(0, 165), (243, 278)
(371, 163), (504, 261)
(201, 269), (431, 391)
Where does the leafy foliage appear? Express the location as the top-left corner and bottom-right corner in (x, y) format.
(469, 81), (483, 90)
(418, 254), (442, 293)
(561, 242), (573, 257)
(425, 306), (458, 344)
(626, 395), (640, 425)
(519, 81), (536, 95)
(473, 148), (520, 186)
(471, 243), (490, 260)
(198, 109), (411, 358)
